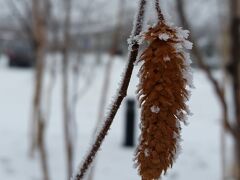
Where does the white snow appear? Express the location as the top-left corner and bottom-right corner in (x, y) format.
(0, 54), (225, 180)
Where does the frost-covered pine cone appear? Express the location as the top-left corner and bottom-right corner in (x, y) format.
(135, 21), (193, 180)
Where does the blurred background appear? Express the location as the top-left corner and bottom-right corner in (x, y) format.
(0, 0), (239, 180)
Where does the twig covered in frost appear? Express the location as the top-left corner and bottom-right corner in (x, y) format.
(73, 0), (147, 179)
(87, 1), (126, 180)
(154, 0), (164, 21)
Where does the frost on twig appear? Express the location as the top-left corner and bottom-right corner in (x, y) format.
(73, 0), (147, 179)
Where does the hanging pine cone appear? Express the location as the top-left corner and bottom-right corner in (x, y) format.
(135, 21), (193, 180)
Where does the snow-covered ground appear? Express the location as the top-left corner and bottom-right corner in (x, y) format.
(0, 54), (222, 180)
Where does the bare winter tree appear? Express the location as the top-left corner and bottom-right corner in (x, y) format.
(176, 0), (240, 179)
(6, 0), (52, 179)
(30, 0), (51, 180)
(73, 0), (147, 179)
(87, 1), (126, 179)
(61, 0), (75, 179)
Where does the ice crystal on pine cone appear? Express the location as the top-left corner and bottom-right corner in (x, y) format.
(135, 21), (193, 180)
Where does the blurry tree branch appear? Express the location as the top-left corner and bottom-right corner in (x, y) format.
(229, 0), (240, 129)
(6, 0), (32, 39)
(87, 0), (126, 179)
(177, 0), (240, 179)
(229, 0), (240, 178)
(176, 0), (237, 136)
(7, 2), (51, 180)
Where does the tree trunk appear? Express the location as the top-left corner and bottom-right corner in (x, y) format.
(30, 1), (49, 179)
(62, 0), (74, 179)
(229, 0), (240, 179)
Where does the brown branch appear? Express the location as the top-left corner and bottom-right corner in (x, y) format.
(38, 115), (49, 180)
(176, 0), (237, 137)
(73, 0), (147, 179)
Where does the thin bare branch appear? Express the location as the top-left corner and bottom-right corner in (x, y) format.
(6, 0), (32, 38)
(73, 0), (147, 179)
(154, 0), (165, 21)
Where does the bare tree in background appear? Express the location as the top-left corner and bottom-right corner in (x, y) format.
(61, 0), (75, 179)
(31, 0), (51, 180)
(73, 0), (147, 179)
(176, 0), (240, 179)
(87, 1), (126, 179)
(6, 0), (52, 179)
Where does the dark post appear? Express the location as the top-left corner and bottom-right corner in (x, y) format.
(123, 98), (136, 147)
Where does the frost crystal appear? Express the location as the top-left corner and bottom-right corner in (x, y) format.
(159, 33), (170, 41)
(165, 21), (174, 28)
(150, 106), (160, 113)
(176, 27), (190, 39)
(174, 43), (183, 52)
(183, 40), (193, 50)
(183, 53), (192, 66)
(182, 68), (194, 88)
(127, 33), (144, 51)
